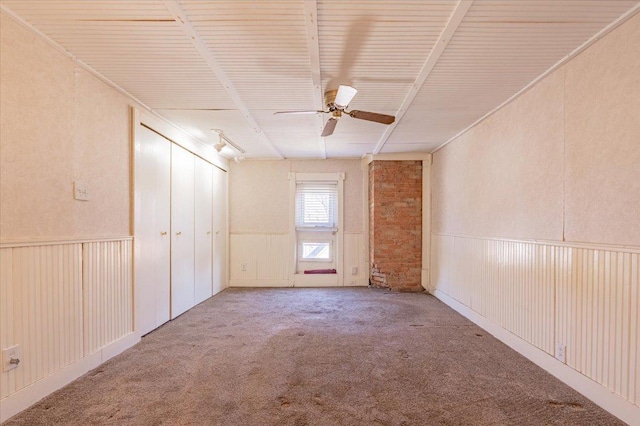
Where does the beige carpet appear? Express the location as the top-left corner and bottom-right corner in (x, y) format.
(4, 287), (624, 425)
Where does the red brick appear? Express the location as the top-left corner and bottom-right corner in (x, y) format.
(369, 160), (422, 292)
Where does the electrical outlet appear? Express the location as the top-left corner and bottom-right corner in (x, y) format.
(2, 345), (21, 372)
(241, 263), (248, 272)
(73, 182), (90, 201)
(351, 266), (358, 276)
(555, 343), (566, 363)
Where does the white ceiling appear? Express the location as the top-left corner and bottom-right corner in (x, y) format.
(2, 0), (638, 159)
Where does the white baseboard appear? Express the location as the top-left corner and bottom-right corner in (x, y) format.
(0, 332), (139, 423)
(229, 277), (369, 288)
(294, 274), (368, 287)
(294, 273), (338, 287)
(229, 279), (291, 288)
(421, 268), (431, 291)
(432, 290), (640, 426)
(344, 277), (369, 287)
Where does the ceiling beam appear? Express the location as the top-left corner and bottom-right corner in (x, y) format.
(302, 0), (326, 159)
(0, 3), (222, 160)
(162, 0), (284, 159)
(372, 0), (474, 155)
(431, 0), (640, 155)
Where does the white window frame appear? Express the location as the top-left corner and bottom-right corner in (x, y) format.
(295, 181), (338, 231)
(299, 240), (333, 262)
(288, 172), (344, 285)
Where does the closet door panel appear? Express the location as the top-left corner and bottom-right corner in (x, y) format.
(212, 166), (228, 296)
(134, 126), (171, 336)
(171, 144), (195, 318)
(194, 157), (213, 304)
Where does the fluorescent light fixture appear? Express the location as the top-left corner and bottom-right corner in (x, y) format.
(211, 129), (245, 161)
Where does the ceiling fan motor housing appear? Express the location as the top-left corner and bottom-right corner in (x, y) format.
(324, 89), (339, 110)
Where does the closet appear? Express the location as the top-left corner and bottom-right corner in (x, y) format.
(134, 126), (171, 335)
(212, 166), (228, 295)
(170, 144), (196, 318)
(194, 156), (213, 305)
(134, 125), (227, 336)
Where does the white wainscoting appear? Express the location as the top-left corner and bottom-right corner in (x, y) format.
(556, 247), (639, 406)
(0, 238), (137, 422)
(431, 234), (640, 424)
(83, 241), (133, 355)
(0, 244), (83, 400)
(344, 232), (368, 286)
(230, 232), (368, 287)
(229, 234), (289, 287)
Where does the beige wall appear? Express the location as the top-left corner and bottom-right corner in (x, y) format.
(229, 159), (364, 233)
(432, 71), (565, 241)
(0, 14), (131, 240)
(563, 14), (640, 246)
(432, 13), (640, 247)
(429, 14), (640, 420)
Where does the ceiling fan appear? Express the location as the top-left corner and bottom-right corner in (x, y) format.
(274, 85), (395, 137)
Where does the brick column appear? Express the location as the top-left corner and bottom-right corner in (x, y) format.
(369, 160), (422, 292)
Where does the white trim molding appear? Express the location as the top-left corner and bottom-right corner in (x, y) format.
(362, 152), (432, 165)
(0, 236), (133, 249)
(137, 109), (228, 172)
(288, 172), (345, 286)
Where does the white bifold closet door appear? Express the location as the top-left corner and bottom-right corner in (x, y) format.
(194, 157), (213, 304)
(134, 126), (171, 336)
(171, 144), (195, 318)
(212, 166), (228, 295)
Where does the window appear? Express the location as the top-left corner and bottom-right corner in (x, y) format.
(295, 182), (337, 229)
(300, 241), (332, 261)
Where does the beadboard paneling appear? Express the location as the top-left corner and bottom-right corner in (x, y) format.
(556, 247), (640, 405)
(0, 248), (14, 399)
(82, 240), (133, 355)
(230, 234), (288, 286)
(0, 238), (133, 403)
(344, 232), (368, 286)
(255, 234), (289, 283)
(0, 244), (83, 399)
(230, 232), (367, 286)
(431, 233), (640, 407)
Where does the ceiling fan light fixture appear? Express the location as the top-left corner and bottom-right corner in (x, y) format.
(334, 85), (358, 108)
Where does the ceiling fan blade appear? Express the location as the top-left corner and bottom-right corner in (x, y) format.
(348, 110), (395, 125)
(321, 117), (338, 137)
(274, 110), (325, 115)
(334, 85), (358, 108)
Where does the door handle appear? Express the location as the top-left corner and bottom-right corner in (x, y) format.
(160, 231), (167, 236)
(176, 231), (182, 236)
(207, 231), (212, 235)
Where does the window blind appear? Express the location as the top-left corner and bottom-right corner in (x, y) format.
(295, 182), (338, 228)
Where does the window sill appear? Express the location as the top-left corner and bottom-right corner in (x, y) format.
(296, 227), (338, 232)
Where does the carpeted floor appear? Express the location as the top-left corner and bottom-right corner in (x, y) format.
(4, 287), (624, 425)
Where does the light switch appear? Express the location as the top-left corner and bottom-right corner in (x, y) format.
(74, 182), (90, 201)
